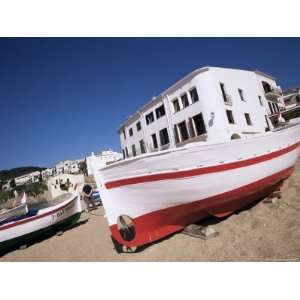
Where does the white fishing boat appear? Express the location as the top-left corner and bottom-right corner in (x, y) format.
(0, 193), (28, 223)
(0, 193), (82, 252)
(91, 122), (300, 251)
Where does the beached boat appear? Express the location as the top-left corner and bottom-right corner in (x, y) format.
(0, 193), (82, 252)
(0, 193), (28, 223)
(91, 122), (300, 251)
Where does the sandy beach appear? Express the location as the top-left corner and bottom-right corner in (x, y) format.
(1, 159), (300, 262)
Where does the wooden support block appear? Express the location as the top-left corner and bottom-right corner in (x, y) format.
(182, 224), (219, 240)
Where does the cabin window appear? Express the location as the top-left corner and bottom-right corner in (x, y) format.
(181, 93), (189, 108)
(244, 113), (252, 125)
(178, 121), (189, 141)
(151, 133), (158, 149)
(173, 99), (180, 113)
(129, 128), (133, 136)
(226, 109), (235, 124)
(125, 147), (129, 158)
(159, 128), (170, 146)
(146, 112), (154, 125)
(193, 113), (207, 136)
(139, 140), (146, 154)
(131, 145), (136, 157)
(123, 130), (126, 140)
(189, 87), (199, 103)
(238, 89), (245, 101)
(136, 121), (141, 131)
(155, 105), (166, 119)
(258, 95), (263, 106)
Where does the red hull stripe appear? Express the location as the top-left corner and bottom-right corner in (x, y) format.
(110, 167), (294, 247)
(0, 196), (77, 232)
(105, 141), (300, 189)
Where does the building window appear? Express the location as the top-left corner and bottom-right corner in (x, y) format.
(136, 121), (141, 131)
(265, 115), (270, 131)
(125, 147), (129, 158)
(226, 109), (235, 124)
(155, 105), (166, 119)
(173, 99), (180, 113)
(123, 130), (126, 140)
(238, 89), (245, 101)
(122, 149), (125, 159)
(258, 95), (263, 106)
(193, 113), (207, 136)
(244, 113), (252, 125)
(139, 140), (146, 154)
(268, 102), (274, 115)
(220, 82), (228, 102)
(131, 145), (136, 157)
(159, 128), (170, 146)
(174, 126), (180, 143)
(145, 112), (154, 125)
(178, 121), (189, 141)
(129, 128), (133, 136)
(151, 133), (158, 149)
(189, 87), (199, 103)
(181, 93), (189, 108)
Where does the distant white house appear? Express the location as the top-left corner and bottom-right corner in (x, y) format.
(15, 171), (41, 186)
(47, 173), (84, 199)
(1, 181), (11, 191)
(41, 168), (54, 180)
(86, 150), (123, 176)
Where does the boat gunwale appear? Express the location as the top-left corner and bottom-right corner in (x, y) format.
(104, 140), (300, 189)
(101, 122), (300, 172)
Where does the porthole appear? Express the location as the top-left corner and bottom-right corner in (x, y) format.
(117, 215), (136, 241)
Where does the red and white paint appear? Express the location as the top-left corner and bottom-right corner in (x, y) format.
(92, 123), (300, 248)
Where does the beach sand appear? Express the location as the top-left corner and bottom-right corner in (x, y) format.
(1, 159), (300, 262)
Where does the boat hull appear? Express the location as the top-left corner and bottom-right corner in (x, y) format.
(95, 124), (300, 249)
(0, 194), (82, 253)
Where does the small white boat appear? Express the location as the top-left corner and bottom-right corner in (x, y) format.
(91, 122), (300, 251)
(0, 193), (82, 252)
(0, 193), (28, 223)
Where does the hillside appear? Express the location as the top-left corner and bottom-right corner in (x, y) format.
(0, 166), (46, 181)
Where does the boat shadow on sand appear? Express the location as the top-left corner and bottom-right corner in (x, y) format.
(0, 218), (89, 258)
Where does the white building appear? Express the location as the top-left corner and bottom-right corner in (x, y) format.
(47, 174), (84, 199)
(86, 150), (123, 176)
(118, 66), (284, 158)
(15, 171), (41, 186)
(54, 158), (82, 174)
(41, 168), (54, 180)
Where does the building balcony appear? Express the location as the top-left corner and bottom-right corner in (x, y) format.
(265, 87), (282, 101)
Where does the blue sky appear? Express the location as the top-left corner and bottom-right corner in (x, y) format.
(0, 38), (300, 170)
